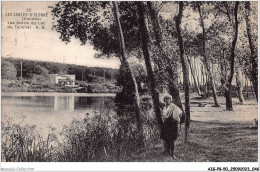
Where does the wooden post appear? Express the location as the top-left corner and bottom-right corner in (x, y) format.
(20, 61), (23, 80)
(103, 69), (106, 84)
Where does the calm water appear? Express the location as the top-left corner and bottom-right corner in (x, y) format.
(1, 92), (115, 137)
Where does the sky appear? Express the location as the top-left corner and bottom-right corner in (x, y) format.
(1, 1), (121, 69)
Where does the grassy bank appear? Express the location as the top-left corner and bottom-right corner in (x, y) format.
(131, 120), (258, 162)
(1, 107), (159, 162)
(1, 92), (258, 162)
(1, 79), (121, 93)
(2, 115), (257, 162)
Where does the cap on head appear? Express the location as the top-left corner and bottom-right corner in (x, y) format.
(163, 94), (172, 102)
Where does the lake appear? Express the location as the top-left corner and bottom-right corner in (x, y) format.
(1, 92), (116, 137)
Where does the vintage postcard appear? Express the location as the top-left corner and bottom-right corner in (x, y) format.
(1, 1), (259, 171)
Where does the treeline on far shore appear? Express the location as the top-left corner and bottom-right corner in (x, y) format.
(1, 57), (118, 82)
(1, 57), (121, 93)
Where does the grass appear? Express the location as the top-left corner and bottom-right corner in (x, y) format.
(129, 93), (258, 162)
(1, 106), (152, 162)
(130, 120), (258, 162)
(2, 117), (257, 162)
(1, 93), (258, 162)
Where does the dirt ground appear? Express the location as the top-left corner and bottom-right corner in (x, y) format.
(190, 96), (258, 123)
(131, 94), (258, 162)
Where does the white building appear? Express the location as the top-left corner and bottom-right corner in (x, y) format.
(49, 74), (75, 86)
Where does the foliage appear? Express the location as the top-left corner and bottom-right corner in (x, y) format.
(114, 64), (135, 108)
(1, 60), (17, 80)
(1, 119), (58, 162)
(51, 2), (142, 58)
(50, 1), (257, 96)
(31, 74), (51, 87)
(58, 108), (118, 161)
(2, 57), (117, 81)
(2, 104), (160, 162)
(34, 66), (49, 76)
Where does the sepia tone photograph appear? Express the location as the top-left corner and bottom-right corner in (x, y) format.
(1, 0), (258, 167)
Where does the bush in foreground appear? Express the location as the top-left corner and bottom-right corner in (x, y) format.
(1, 106), (159, 162)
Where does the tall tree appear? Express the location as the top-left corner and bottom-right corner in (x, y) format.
(213, 2), (240, 110)
(226, 2), (239, 111)
(187, 56), (201, 96)
(136, 2), (163, 129)
(51, 2), (144, 145)
(175, 2), (190, 143)
(236, 68), (245, 104)
(112, 2), (144, 146)
(197, 2), (220, 107)
(244, 1), (258, 101)
(147, 1), (183, 110)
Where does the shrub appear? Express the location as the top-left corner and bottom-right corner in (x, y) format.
(1, 120), (58, 162)
(1, 61), (17, 80)
(1, 106), (159, 162)
(34, 66), (49, 76)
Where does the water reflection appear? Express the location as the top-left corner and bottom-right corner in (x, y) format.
(74, 97), (98, 108)
(2, 95), (114, 111)
(54, 96), (74, 111)
(1, 94), (115, 137)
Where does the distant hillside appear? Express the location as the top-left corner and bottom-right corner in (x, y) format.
(2, 57), (118, 82)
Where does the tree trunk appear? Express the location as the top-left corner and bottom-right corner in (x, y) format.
(187, 56), (201, 96)
(211, 77), (219, 106)
(175, 1), (190, 143)
(147, 1), (183, 110)
(198, 3), (220, 107)
(112, 1), (144, 146)
(206, 74), (210, 97)
(226, 2), (239, 111)
(246, 79), (249, 98)
(136, 2), (163, 130)
(250, 80), (255, 97)
(201, 64), (206, 94)
(220, 63), (226, 96)
(193, 58), (198, 86)
(236, 68), (244, 104)
(225, 89), (233, 110)
(245, 1), (258, 101)
(194, 58), (201, 89)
